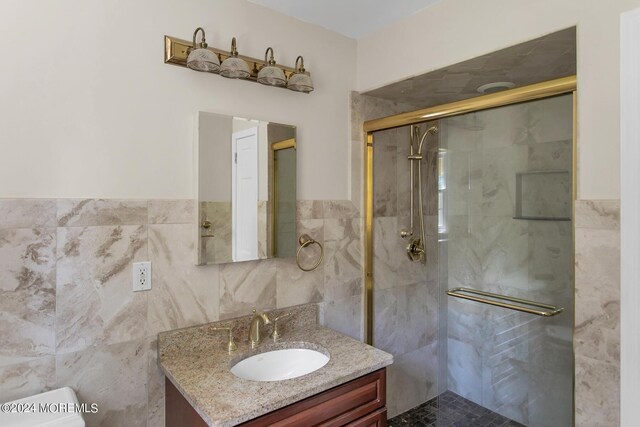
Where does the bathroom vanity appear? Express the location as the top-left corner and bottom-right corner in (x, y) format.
(166, 369), (387, 426)
(157, 305), (392, 427)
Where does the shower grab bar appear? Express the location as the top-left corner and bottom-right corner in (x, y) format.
(446, 287), (564, 317)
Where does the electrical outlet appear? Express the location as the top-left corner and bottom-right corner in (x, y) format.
(133, 261), (152, 292)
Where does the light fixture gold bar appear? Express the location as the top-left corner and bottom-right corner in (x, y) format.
(363, 75), (577, 133)
(447, 287), (564, 317)
(164, 35), (309, 82)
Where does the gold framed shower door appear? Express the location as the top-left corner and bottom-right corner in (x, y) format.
(362, 75), (577, 345)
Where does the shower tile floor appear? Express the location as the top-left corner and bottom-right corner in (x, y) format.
(388, 391), (526, 427)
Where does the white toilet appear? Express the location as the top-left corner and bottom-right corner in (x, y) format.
(0, 387), (85, 427)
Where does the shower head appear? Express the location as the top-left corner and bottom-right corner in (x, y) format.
(417, 125), (439, 154)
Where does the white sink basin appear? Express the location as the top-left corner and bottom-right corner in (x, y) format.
(231, 348), (330, 382)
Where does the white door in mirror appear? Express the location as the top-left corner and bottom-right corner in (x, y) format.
(133, 262), (152, 291)
(231, 349), (329, 382)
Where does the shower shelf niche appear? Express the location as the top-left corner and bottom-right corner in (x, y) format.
(513, 170), (571, 221)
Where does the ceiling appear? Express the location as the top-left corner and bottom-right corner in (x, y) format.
(364, 27), (576, 108)
(248, 0), (441, 39)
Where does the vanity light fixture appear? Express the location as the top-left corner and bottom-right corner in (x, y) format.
(186, 27), (220, 73)
(220, 37), (251, 79)
(164, 33), (313, 93)
(257, 47), (286, 87)
(287, 56), (314, 93)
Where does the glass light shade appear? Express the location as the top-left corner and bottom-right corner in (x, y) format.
(257, 65), (286, 87)
(287, 73), (314, 93)
(220, 57), (251, 78)
(187, 48), (220, 73)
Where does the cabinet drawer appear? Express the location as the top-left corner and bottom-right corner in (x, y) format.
(345, 408), (387, 427)
(241, 369), (386, 427)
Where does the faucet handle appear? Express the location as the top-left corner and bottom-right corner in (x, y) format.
(211, 327), (237, 352)
(272, 312), (293, 342)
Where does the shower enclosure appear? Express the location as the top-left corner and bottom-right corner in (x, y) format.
(364, 77), (575, 426)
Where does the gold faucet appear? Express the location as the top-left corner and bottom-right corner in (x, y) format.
(249, 308), (271, 348)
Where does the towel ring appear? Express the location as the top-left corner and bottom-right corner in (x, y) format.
(296, 234), (324, 272)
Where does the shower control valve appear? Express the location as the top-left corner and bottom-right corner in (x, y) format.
(400, 229), (413, 239)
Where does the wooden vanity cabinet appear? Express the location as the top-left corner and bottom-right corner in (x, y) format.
(166, 369), (387, 427)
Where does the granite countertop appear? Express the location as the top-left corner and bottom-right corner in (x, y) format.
(157, 304), (393, 427)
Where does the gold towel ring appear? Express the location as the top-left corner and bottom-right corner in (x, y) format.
(296, 234), (324, 272)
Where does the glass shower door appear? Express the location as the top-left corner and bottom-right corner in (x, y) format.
(438, 93), (574, 426)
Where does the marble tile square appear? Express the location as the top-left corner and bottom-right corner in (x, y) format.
(374, 282), (438, 355)
(575, 355), (619, 427)
(276, 257), (324, 308)
(0, 357), (55, 402)
(323, 218), (361, 301)
(148, 224), (219, 335)
(350, 93), (413, 142)
(527, 221), (573, 295)
(0, 199), (56, 230)
(575, 199), (620, 230)
(480, 145), (527, 217)
(373, 146), (397, 217)
(0, 227), (56, 365)
(526, 139), (572, 171)
(56, 225), (148, 353)
(319, 294), (362, 341)
(518, 170), (571, 219)
(56, 339), (148, 427)
(525, 93), (573, 144)
(219, 259), (277, 319)
(296, 200), (324, 220)
(322, 200), (360, 219)
(372, 217), (402, 290)
(386, 342), (438, 418)
(148, 199), (195, 224)
(477, 216), (529, 291)
(575, 227), (620, 364)
(477, 102), (528, 149)
(57, 199), (147, 227)
(445, 149), (483, 217)
(447, 337), (483, 405)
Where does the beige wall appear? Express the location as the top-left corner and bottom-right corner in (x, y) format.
(357, 0), (640, 200)
(0, 0), (355, 200)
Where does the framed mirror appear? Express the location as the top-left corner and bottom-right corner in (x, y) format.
(195, 112), (297, 265)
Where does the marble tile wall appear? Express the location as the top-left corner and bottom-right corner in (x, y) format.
(0, 197), (362, 427)
(574, 199), (620, 426)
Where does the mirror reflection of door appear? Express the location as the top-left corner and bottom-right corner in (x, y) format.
(232, 127), (259, 261)
(272, 138), (297, 258)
